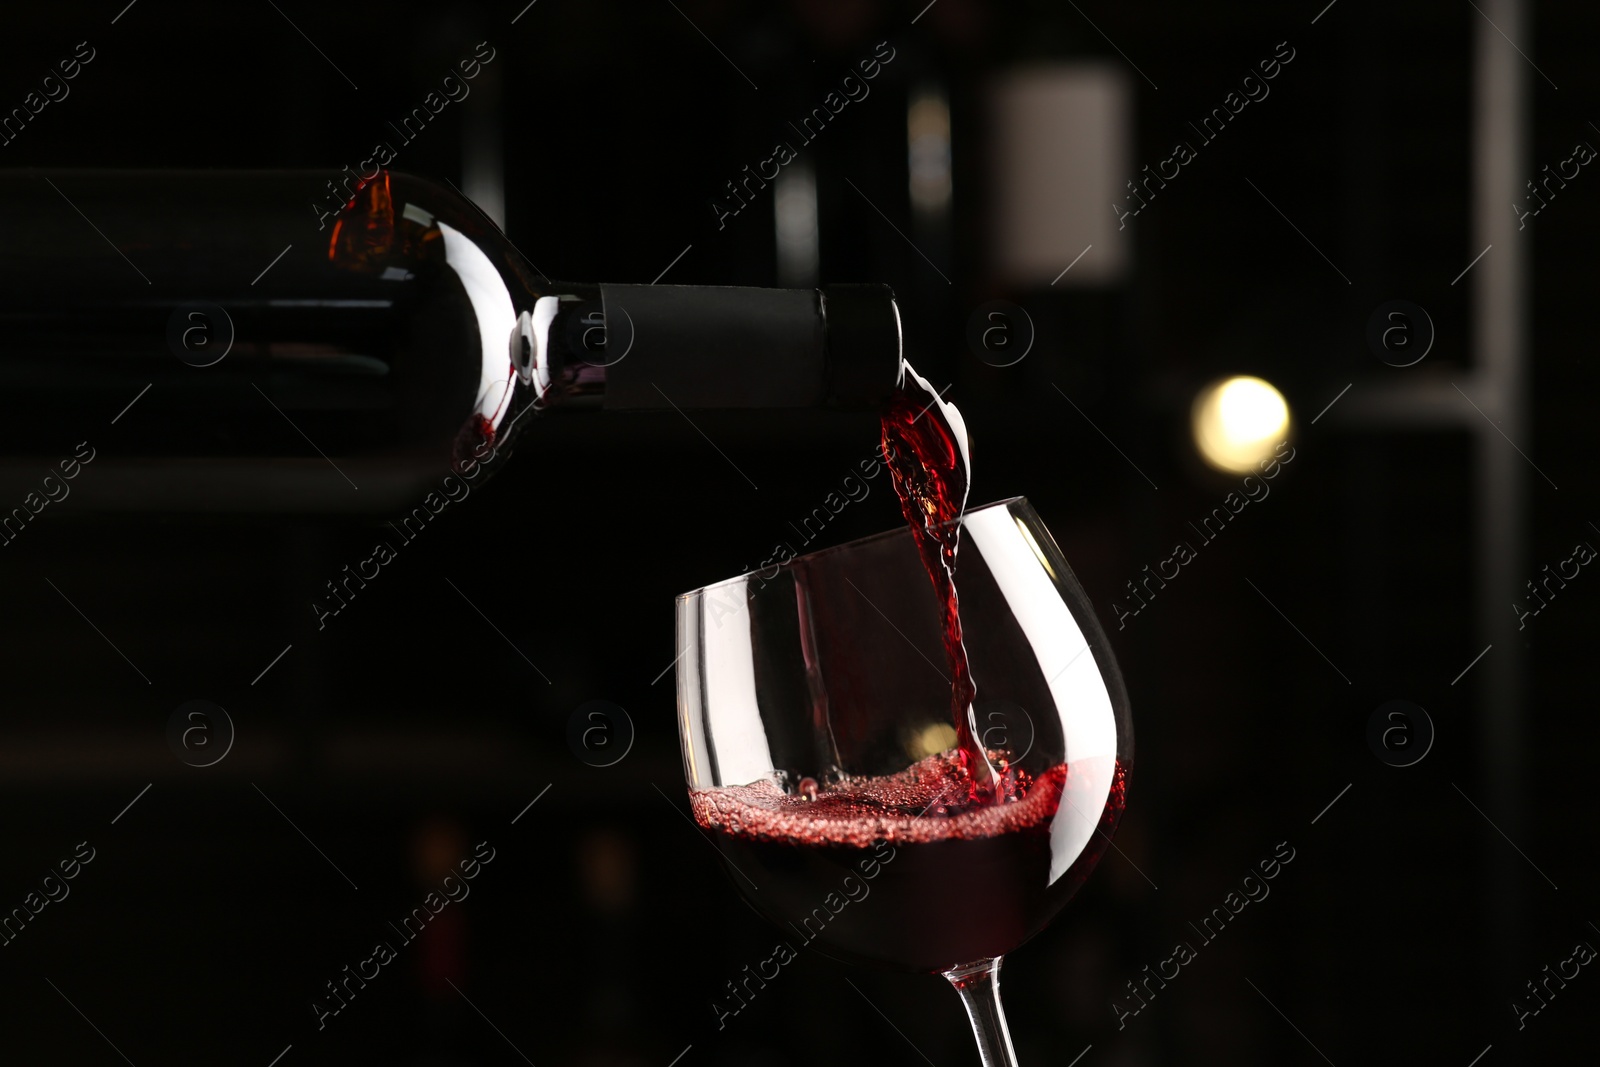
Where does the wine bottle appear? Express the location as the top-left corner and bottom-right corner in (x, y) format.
(0, 169), (900, 512)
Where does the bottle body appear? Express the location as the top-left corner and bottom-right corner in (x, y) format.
(0, 169), (542, 511)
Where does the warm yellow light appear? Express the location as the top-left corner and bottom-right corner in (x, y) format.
(1013, 514), (1057, 580)
(1192, 376), (1290, 473)
(913, 722), (958, 757)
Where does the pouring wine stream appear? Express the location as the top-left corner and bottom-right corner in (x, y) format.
(880, 358), (1005, 798)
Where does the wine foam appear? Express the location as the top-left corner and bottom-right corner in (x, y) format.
(691, 752), (1067, 848)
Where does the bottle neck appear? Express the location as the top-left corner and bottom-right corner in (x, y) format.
(517, 283), (901, 412)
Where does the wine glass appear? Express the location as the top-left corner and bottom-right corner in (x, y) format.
(674, 496), (1132, 1065)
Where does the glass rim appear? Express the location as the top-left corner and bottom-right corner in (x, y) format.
(676, 495), (1031, 601)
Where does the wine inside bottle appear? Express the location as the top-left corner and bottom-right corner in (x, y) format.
(0, 169), (900, 512)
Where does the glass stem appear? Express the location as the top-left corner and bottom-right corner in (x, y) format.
(944, 957), (1020, 1067)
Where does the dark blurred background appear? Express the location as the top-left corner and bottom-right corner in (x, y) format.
(0, 0), (1596, 1064)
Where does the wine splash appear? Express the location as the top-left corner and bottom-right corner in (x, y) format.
(879, 359), (1005, 797)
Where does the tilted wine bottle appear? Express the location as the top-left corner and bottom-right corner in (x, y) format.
(0, 169), (900, 512)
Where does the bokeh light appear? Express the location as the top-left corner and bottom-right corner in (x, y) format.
(1191, 375), (1291, 473)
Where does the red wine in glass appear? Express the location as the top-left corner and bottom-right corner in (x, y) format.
(692, 753), (1127, 974)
